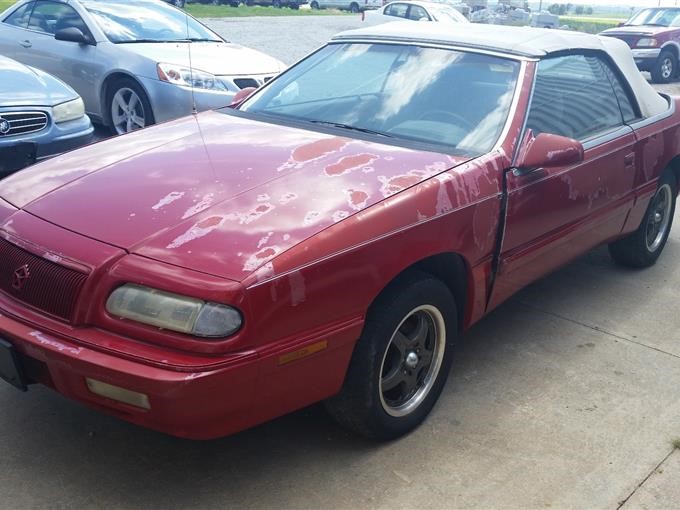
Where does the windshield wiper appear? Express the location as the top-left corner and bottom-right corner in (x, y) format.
(307, 120), (393, 138)
(117, 39), (170, 44)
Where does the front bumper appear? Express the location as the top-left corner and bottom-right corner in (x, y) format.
(139, 74), (277, 124)
(632, 48), (661, 70)
(0, 304), (359, 439)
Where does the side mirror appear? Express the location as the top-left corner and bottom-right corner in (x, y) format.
(617, 22), (625, 27)
(514, 131), (584, 174)
(229, 86), (257, 108)
(55, 27), (92, 45)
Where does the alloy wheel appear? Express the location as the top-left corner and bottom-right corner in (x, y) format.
(379, 305), (446, 417)
(646, 183), (673, 252)
(111, 88), (146, 135)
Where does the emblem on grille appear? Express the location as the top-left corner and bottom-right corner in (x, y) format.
(0, 117), (9, 135)
(12, 265), (30, 291)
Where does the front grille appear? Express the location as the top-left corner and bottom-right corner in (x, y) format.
(603, 34), (639, 48)
(234, 78), (260, 90)
(0, 111), (48, 137)
(0, 237), (88, 321)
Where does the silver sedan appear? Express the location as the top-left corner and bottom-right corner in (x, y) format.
(0, 0), (286, 134)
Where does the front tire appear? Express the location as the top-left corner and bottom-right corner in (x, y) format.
(609, 171), (677, 268)
(310, 0), (319, 8)
(325, 273), (457, 440)
(651, 50), (676, 84)
(349, 2), (359, 13)
(106, 77), (154, 136)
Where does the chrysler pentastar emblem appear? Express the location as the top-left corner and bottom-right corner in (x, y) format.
(0, 117), (10, 135)
(12, 265), (30, 291)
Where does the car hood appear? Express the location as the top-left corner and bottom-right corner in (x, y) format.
(600, 25), (668, 36)
(1, 112), (467, 281)
(120, 41), (286, 76)
(0, 55), (77, 107)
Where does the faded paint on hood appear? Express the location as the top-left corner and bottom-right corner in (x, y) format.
(2, 111), (467, 281)
(600, 25), (670, 37)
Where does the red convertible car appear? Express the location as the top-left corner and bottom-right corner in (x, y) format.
(1, 23), (679, 440)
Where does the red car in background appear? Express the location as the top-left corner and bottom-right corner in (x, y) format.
(601, 7), (680, 83)
(1, 23), (679, 440)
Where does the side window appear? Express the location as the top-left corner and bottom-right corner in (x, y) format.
(526, 54), (625, 141)
(3, 2), (34, 28)
(600, 60), (640, 123)
(28, 1), (88, 36)
(408, 6), (429, 20)
(385, 3), (408, 18)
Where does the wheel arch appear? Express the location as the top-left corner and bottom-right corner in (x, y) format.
(666, 154), (680, 192)
(100, 72), (153, 127)
(365, 252), (470, 334)
(660, 42), (680, 60)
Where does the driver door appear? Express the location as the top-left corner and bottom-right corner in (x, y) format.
(22, 1), (99, 110)
(488, 53), (640, 309)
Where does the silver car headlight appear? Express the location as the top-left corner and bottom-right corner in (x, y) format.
(52, 98), (85, 123)
(157, 63), (229, 91)
(636, 38), (658, 48)
(106, 284), (243, 338)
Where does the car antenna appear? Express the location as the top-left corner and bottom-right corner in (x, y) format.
(185, 11), (197, 115)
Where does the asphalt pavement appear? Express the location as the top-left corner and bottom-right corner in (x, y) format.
(1, 16), (680, 510)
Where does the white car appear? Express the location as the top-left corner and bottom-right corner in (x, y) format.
(310, 0), (381, 13)
(365, 1), (470, 24)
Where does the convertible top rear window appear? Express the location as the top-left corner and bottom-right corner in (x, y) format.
(241, 43), (520, 155)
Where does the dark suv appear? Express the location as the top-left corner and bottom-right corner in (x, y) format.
(600, 7), (680, 83)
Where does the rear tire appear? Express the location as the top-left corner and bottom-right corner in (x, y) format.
(609, 171), (677, 268)
(325, 272), (457, 440)
(349, 2), (359, 13)
(310, 0), (319, 8)
(651, 50), (676, 84)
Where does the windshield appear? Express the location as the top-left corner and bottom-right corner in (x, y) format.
(82, 1), (223, 43)
(241, 43), (519, 155)
(627, 8), (680, 27)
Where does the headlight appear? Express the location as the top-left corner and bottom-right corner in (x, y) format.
(637, 38), (658, 48)
(157, 63), (228, 91)
(52, 98), (85, 123)
(106, 284), (243, 338)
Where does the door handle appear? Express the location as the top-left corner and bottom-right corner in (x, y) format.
(19, 40), (32, 48)
(624, 153), (635, 169)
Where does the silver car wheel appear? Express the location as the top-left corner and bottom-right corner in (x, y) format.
(111, 87), (146, 135)
(661, 57), (674, 80)
(379, 305), (446, 418)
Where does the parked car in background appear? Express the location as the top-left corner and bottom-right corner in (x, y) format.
(0, 0), (286, 134)
(530, 11), (558, 29)
(365, 1), (469, 24)
(0, 54), (92, 176)
(1, 23), (678, 441)
(310, 0), (380, 13)
(244, 0), (308, 8)
(600, 7), (680, 83)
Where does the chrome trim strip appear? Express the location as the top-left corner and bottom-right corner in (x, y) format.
(628, 94), (675, 130)
(582, 125), (633, 151)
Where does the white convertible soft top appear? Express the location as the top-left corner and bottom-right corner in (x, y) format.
(333, 22), (669, 118)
